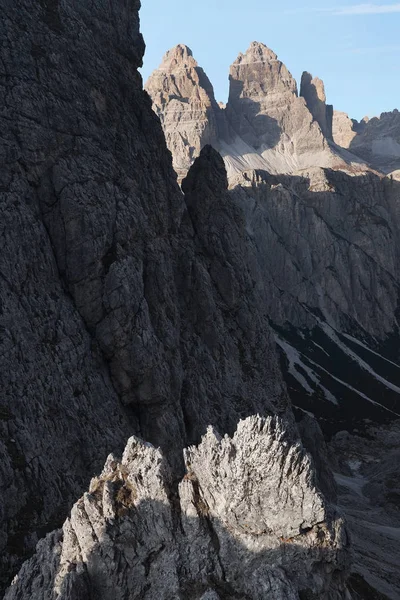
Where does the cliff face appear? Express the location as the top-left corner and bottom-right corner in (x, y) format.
(0, 1), (289, 591)
(333, 109), (400, 174)
(230, 169), (400, 429)
(146, 42), (365, 182)
(146, 39), (400, 426)
(144, 44), (226, 181)
(225, 43), (331, 171)
(300, 71), (333, 140)
(4, 417), (351, 600)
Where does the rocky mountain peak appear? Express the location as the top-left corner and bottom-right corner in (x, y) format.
(225, 43), (333, 168)
(233, 40), (279, 65)
(146, 43), (216, 104)
(301, 72), (327, 102)
(146, 41), (362, 181)
(300, 71), (333, 139)
(229, 41), (298, 100)
(145, 44), (223, 181)
(182, 145), (228, 196)
(159, 43), (196, 70)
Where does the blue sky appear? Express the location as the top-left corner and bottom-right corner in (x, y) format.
(139, 1), (400, 120)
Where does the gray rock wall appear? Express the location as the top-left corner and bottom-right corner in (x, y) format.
(0, 2), (289, 591)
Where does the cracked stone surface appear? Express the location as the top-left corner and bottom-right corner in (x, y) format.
(0, 3), (289, 590)
(4, 416), (351, 600)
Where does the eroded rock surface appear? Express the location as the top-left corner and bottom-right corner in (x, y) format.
(0, 2), (289, 592)
(330, 421), (400, 600)
(144, 44), (226, 181)
(229, 168), (400, 427)
(146, 42), (364, 181)
(300, 71), (333, 139)
(4, 417), (351, 600)
(225, 43), (332, 173)
(333, 110), (400, 174)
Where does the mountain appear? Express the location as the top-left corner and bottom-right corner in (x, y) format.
(2, 2), (400, 599)
(147, 42), (400, 431)
(230, 168), (400, 430)
(0, 1), (291, 593)
(146, 42), (366, 182)
(333, 109), (400, 174)
(144, 44), (225, 181)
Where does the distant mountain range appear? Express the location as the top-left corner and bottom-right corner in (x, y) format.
(145, 42), (400, 181)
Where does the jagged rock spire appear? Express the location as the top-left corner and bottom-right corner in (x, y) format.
(145, 44), (225, 181)
(300, 71), (333, 139)
(225, 41), (330, 170)
(4, 417), (351, 600)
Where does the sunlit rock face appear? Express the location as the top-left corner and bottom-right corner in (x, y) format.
(300, 71), (333, 140)
(145, 44), (227, 181)
(4, 417), (351, 600)
(333, 109), (400, 174)
(146, 42), (364, 182)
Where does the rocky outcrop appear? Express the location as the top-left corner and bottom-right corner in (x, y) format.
(225, 42), (331, 173)
(177, 146), (290, 444)
(4, 416), (351, 600)
(300, 72), (333, 139)
(145, 45), (226, 181)
(350, 110), (400, 174)
(0, 2), (290, 589)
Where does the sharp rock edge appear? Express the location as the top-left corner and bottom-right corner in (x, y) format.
(5, 416), (351, 600)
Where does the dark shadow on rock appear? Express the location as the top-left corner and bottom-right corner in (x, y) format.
(224, 78), (282, 150)
(229, 169), (400, 436)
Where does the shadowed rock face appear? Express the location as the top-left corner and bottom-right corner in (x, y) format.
(4, 417), (351, 600)
(229, 168), (400, 429)
(300, 71), (333, 140)
(0, 2), (289, 589)
(329, 420), (400, 599)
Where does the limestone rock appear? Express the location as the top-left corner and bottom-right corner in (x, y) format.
(177, 146), (291, 444)
(146, 42), (365, 182)
(300, 71), (333, 139)
(330, 421), (400, 599)
(0, 3), (290, 592)
(332, 111), (360, 148)
(4, 416), (351, 600)
(145, 45), (226, 181)
(229, 167), (400, 426)
(347, 110), (400, 174)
